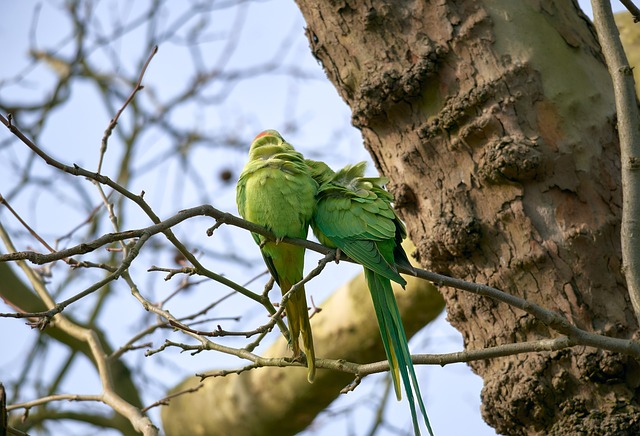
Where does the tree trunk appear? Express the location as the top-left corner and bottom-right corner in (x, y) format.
(295, 0), (639, 434)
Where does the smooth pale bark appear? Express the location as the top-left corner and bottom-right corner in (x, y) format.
(593, 1), (640, 327)
(161, 260), (443, 435)
(294, 1), (639, 434)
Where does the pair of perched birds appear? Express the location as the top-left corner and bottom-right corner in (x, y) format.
(236, 130), (433, 436)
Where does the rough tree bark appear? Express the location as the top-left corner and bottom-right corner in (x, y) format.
(294, 0), (639, 434)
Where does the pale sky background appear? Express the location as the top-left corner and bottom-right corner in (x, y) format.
(0, 1), (626, 435)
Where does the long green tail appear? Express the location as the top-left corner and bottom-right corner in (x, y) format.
(280, 277), (316, 383)
(364, 269), (434, 436)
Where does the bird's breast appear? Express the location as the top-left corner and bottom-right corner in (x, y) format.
(243, 167), (315, 239)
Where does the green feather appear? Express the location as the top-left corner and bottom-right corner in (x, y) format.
(307, 159), (433, 436)
(237, 130), (317, 383)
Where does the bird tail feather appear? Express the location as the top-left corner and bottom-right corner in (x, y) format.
(282, 280), (316, 383)
(364, 269), (433, 436)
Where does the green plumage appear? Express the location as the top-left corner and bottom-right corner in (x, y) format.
(307, 160), (433, 436)
(236, 130), (317, 382)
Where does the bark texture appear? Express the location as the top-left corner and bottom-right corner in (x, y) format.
(295, 0), (640, 434)
(161, 253), (443, 436)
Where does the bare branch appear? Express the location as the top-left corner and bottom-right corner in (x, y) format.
(592, 0), (640, 325)
(7, 394), (103, 411)
(0, 117), (290, 333)
(620, 0), (640, 22)
(98, 45), (158, 174)
(3, 194), (639, 361)
(186, 335), (631, 384)
(140, 383), (204, 414)
(197, 363), (260, 380)
(0, 195), (58, 256)
(0, 224), (157, 435)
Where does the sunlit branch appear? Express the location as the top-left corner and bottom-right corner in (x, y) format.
(592, 0), (640, 326)
(140, 383), (204, 414)
(3, 194), (640, 361)
(7, 394), (103, 411)
(0, 224), (157, 435)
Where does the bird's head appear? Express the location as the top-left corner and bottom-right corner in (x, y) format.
(248, 129), (294, 160)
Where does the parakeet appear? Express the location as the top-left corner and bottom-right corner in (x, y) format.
(236, 130), (317, 382)
(307, 159), (433, 436)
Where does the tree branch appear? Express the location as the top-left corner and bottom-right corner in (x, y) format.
(592, 0), (640, 325)
(620, 0), (640, 22)
(7, 394), (103, 411)
(3, 196), (640, 359)
(98, 45), (158, 174)
(0, 224), (157, 435)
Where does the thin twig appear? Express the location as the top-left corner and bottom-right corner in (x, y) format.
(110, 320), (167, 361)
(140, 383), (204, 414)
(619, 0), (640, 22)
(187, 335), (633, 382)
(177, 290), (236, 322)
(411, 267), (640, 358)
(0, 225), (158, 435)
(366, 377), (393, 436)
(0, 113), (278, 316)
(2, 98), (640, 395)
(98, 45), (158, 174)
(592, 0), (640, 325)
(167, 320), (264, 338)
(56, 196), (110, 243)
(0, 195), (58, 255)
(2, 199), (639, 360)
(269, 251), (335, 323)
(197, 363), (260, 380)
(6, 394), (103, 411)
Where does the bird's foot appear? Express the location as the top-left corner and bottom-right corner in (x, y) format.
(291, 350), (308, 366)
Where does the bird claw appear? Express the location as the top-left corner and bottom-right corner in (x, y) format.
(291, 350), (310, 367)
(284, 345), (304, 363)
(334, 248), (342, 263)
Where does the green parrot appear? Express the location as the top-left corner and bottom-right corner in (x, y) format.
(236, 130), (317, 383)
(307, 160), (433, 436)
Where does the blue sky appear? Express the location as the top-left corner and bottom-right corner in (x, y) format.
(0, 1), (626, 435)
